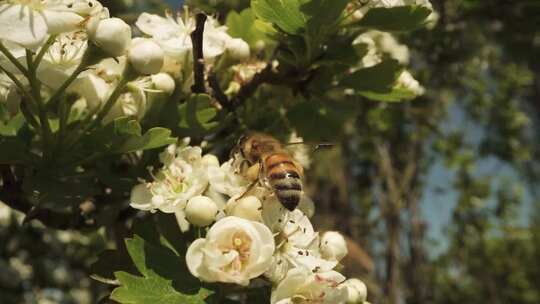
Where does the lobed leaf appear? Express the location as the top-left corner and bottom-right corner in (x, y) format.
(357, 6), (432, 32)
(110, 235), (212, 304)
(340, 59), (403, 94)
(251, 0), (307, 34)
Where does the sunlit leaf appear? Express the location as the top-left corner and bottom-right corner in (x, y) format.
(110, 235), (212, 304)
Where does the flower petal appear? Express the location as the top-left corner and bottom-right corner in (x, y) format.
(42, 10), (84, 34)
(0, 4), (47, 49)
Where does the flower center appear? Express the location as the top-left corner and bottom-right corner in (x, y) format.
(45, 31), (87, 67)
(231, 231), (252, 259)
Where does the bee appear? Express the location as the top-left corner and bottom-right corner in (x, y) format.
(233, 132), (305, 211)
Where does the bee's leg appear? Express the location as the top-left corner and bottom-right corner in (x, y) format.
(236, 179), (258, 200)
(234, 159), (251, 174)
(245, 162), (261, 182)
(236, 162), (262, 200)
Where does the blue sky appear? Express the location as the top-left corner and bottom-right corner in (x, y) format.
(420, 103), (533, 256)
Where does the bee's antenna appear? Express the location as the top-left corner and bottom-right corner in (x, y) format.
(314, 143), (334, 151)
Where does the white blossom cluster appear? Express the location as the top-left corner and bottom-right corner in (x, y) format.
(0, 1), (250, 122)
(352, 30), (425, 97)
(350, 0), (438, 27)
(343, 0), (437, 98)
(130, 141), (370, 304)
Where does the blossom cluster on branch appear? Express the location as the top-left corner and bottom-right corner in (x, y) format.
(0, 0), (436, 302)
(130, 140), (370, 304)
(0, 1), (252, 127)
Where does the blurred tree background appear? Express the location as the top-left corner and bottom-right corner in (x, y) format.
(2, 0), (540, 303)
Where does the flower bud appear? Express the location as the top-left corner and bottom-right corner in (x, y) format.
(226, 196), (262, 222)
(130, 184), (153, 211)
(185, 196), (218, 227)
(201, 154), (220, 168)
(151, 73), (175, 95)
(227, 38), (250, 60)
(128, 38), (164, 75)
(0, 83), (21, 116)
(90, 17), (131, 57)
(342, 278), (368, 304)
(320, 231), (348, 261)
(103, 84), (146, 124)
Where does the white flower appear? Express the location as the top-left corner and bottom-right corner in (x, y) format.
(231, 61), (267, 85)
(320, 231), (348, 262)
(128, 38), (164, 75)
(208, 159), (250, 197)
(37, 31), (88, 90)
(150, 73), (175, 94)
(352, 0), (435, 24)
(130, 145), (219, 231)
(135, 11), (248, 61)
(0, 0), (86, 49)
(395, 70), (425, 96)
(271, 268), (348, 304)
(135, 12), (193, 60)
(353, 31), (409, 68)
(0, 201), (13, 226)
(262, 199), (337, 283)
(71, 73), (111, 111)
(89, 17), (131, 57)
(103, 82), (147, 123)
(186, 216), (275, 286)
(226, 38), (250, 60)
(225, 195), (263, 221)
(185, 195), (218, 227)
(0, 73), (21, 116)
(341, 278), (368, 304)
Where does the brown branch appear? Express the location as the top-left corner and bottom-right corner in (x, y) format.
(208, 72), (230, 109)
(190, 13), (208, 94)
(0, 165), (97, 230)
(231, 63), (276, 108)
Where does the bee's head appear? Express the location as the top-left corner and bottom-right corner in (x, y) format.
(236, 132), (280, 163)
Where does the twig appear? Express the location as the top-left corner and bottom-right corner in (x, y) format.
(208, 72), (230, 108)
(0, 41), (29, 78)
(190, 13), (208, 94)
(231, 63), (276, 107)
(0, 165), (97, 230)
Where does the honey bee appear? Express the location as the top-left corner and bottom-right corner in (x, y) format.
(233, 132), (305, 211)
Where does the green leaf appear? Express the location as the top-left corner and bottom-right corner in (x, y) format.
(251, 0), (307, 34)
(301, 0), (350, 34)
(84, 117), (176, 154)
(0, 113), (25, 136)
(226, 8), (272, 48)
(357, 6), (432, 32)
(178, 94), (220, 136)
(21, 169), (101, 210)
(155, 213), (195, 256)
(286, 101), (343, 141)
(359, 87), (419, 102)
(90, 249), (137, 283)
(114, 127), (176, 153)
(0, 136), (33, 164)
(251, 0), (349, 35)
(110, 235), (212, 304)
(340, 59), (403, 93)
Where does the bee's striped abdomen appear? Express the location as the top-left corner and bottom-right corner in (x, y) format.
(265, 153), (303, 211)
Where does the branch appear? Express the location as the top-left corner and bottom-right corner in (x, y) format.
(0, 166), (97, 230)
(208, 72), (230, 109)
(190, 13), (208, 94)
(231, 62), (276, 108)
